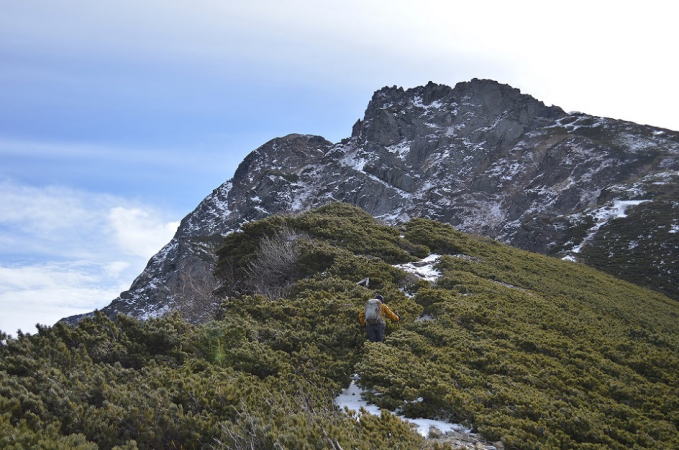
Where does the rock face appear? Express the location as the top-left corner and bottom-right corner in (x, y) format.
(64, 79), (679, 323)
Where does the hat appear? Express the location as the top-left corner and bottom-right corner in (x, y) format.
(375, 294), (384, 301)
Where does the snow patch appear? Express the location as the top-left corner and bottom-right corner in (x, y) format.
(288, 176), (316, 212)
(386, 141), (412, 159)
(669, 224), (679, 234)
(376, 209), (411, 224)
(407, 418), (469, 438)
(617, 133), (667, 153)
(334, 376), (382, 416)
(393, 254), (441, 282)
(412, 96), (443, 111)
(571, 200), (650, 254)
(486, 160), (522, 182)
(459, 200), (505, 233)
(550, 114), (605, 132)
(341, 152), (368, 172)
(594, 200), (650, 221)
(137, 304), (171, 321)
(335, 375), (470, 438)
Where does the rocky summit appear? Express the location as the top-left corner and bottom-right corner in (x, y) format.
(65, 79), (679, 324)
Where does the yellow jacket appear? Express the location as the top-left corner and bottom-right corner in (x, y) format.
(358, 303), (400, 326)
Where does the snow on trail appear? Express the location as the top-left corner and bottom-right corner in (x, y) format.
(333, 376), (381, 417)
(406, 417), (469, 437)
(334, 374), (469, 438)
(393, 254), (442, 282)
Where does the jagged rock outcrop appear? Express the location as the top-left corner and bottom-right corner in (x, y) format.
(64, 79), (679, 323)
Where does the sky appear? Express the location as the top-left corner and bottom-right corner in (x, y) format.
(1, 0), (678, 334)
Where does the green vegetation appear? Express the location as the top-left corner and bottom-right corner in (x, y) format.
(2, 203), (678, 448)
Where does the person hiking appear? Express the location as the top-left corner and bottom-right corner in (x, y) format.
(358, 295), (400, 342)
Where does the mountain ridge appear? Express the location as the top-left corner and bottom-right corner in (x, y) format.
(64, 78), (679, 324)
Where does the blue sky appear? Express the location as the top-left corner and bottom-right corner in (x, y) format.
(2, 0), (678, 334)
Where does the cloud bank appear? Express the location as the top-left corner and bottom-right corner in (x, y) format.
(0, 180), (179, 335)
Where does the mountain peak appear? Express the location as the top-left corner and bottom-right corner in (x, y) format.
(454, 77), (512, 91)
(233, 134), (331, 182)
(354, 79), (564, 145)
(366, 78), (557, 112)
(63, 79), (679, 330)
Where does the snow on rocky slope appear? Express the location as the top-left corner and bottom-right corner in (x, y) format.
(64, 79), (679, 324)
(393, 254), (442, 283)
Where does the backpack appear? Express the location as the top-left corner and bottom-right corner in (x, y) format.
(365, 299), (383, 324)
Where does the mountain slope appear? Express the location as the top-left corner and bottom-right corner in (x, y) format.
(6, 205), (679, 448)
(66, 79), (679, 324)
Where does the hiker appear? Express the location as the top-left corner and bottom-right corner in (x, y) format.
(358, 295), (400, 342)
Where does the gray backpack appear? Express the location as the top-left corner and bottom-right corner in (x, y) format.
(365, 299), (382, 324)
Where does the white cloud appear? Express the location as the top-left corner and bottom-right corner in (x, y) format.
(104, 261), (131, 277)
(0, 262), (127, 334)
(0, 180), (113, 236)
(109, 207), (179, 258)
(0, 263), (97, 290)
(0, 180), (179, 335)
